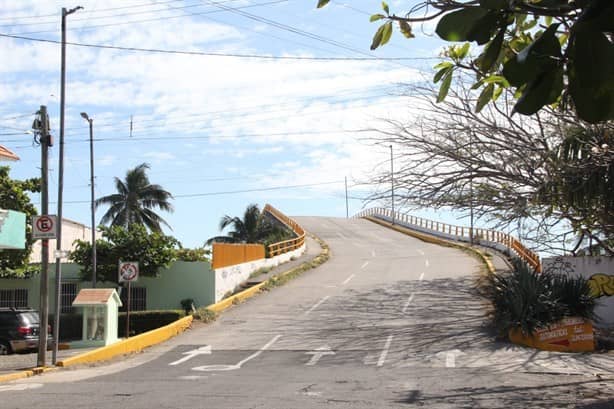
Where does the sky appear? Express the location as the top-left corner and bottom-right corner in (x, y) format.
(0, 0), (459, 248)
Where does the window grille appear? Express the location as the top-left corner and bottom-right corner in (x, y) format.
(61, 283), (78, 313)
(0, 289), (28, 308)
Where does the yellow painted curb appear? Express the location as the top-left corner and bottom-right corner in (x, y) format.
(364, 216), (495, 275)
(0, 370), (35, 383)
(57, 315), (193, 367)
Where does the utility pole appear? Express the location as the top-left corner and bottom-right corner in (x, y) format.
(390, 145), (395, 225)
(53, 5), (82, 365)
(36, 106), (51, 368)
(81, 112), (96, 288)
(344, 176), (349, 219)
(469, 132), (474, 245)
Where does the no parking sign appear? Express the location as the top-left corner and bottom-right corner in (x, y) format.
(118, 261), (139, 283)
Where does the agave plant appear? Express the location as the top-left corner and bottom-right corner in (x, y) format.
(478, 259), (597, 336)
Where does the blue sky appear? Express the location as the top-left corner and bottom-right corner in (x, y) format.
(1, 1), (457, 248)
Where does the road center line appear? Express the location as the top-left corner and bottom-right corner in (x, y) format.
(341, 274), (355, 285)
(416, 249), (425, 256)
(377, 335), (394, 367)
(425, 259), (430, 268)
(419, 272), (425, 281)
(360, 261), (369, 269)
(371, 250), (376, 257)
(305, 296), (330, 315)
(402, 293), (415, 313)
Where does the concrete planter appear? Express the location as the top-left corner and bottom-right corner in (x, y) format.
(508, 317), (595, 352)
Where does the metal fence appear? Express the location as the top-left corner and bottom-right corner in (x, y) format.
(263, 204), (306, 257)
(356, 207), (541, 272)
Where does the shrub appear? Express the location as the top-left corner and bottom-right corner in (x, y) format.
(118, 310), (185, 337)
(478, 259), (596, 336)
(193, 307), (217, 323)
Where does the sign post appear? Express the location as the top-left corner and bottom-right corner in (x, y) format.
(118, 262), (138, 338)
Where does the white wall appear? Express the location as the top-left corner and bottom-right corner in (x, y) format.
(543, 256), (614, 328)
(214, 244), (306, 302)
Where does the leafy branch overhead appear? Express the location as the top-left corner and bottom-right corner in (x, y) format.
(317, 0), (614, 123)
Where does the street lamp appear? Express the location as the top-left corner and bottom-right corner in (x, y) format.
(80, 112), (96, 289)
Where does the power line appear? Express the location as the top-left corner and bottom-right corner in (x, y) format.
(0, 33), (437, 61)
(52, 180), (345, 204)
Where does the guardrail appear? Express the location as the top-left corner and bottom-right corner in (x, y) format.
(356, 207), (541, 272)
(263, 204), (306, 257)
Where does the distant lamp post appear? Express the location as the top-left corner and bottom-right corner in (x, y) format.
(81, 112), (97, 288)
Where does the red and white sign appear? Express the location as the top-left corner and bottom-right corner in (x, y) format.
(118, 261), (139, 283)
(32, 215), (57, 239)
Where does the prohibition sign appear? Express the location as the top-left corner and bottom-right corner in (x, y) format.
(32, 215), (57, 239)
(119, 262), (139, 283)
(36, 216), (53, 233)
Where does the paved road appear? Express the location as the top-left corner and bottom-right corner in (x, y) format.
(3, 217), (613, 408)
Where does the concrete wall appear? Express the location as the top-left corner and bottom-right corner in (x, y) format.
(214, 243), (306, 302)
(0, 261), (215, 312)
(543, 256), (614, 328)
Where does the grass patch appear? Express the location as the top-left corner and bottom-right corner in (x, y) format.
(193, 307), (217, 323)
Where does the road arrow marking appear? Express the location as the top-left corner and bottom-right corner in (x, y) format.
(305, 346), (335, 366)
(169, 345), (212, 366)
(192, 335), (281, 372)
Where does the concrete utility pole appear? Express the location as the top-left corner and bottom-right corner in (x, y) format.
(390, 145), (395, 225)
(81, 112), (96, 288)
(53, 5), (82, 365)
(36, 106), (50, 368)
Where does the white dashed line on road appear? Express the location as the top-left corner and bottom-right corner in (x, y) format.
(402, 293), (415, 313)
(305, 296), (330, 315)
(425, 259), (430, 268)
(342, 274), (355, 285)
(371, 250), (376, 257)
(419, 272), (425, 281)
(377, 335), (394, 367)
(416, 249), (425, 256)
(360, 261), (369, 269)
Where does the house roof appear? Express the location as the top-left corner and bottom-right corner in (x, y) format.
(72, 289), (122, 306)
(0, 145), (19, 161)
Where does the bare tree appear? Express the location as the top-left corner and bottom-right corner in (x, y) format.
(364, 80), (613, 255)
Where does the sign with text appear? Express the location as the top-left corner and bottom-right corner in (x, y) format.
(32, 215), (57, 239)
(118, 261), (139, 283)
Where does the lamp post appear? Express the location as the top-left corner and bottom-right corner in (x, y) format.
(81, 112), (96, 289)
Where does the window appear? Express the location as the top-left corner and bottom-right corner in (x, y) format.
(61, 283), (78, 313)
(0, 289), (28, 308)
(120, 286), (146, 312)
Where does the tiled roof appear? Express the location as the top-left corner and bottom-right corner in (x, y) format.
(72, 289), (121, 306)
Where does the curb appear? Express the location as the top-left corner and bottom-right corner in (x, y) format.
(205, 235), (330, 314)
(0, 236), (330, 383)
(364, 216), (495, 275)
(56, 315), (193, 368)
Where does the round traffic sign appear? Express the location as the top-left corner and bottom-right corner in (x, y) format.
(119, 262), (138, 282)
(36, 216), (54, 232)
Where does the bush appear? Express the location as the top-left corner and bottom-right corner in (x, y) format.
(118, 310), (185, 337)
(478, 259), (596, 336)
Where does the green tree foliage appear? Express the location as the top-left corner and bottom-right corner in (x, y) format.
(175, 247), (210, 262)
(317, 0), (614, 123)
(206, 204), (294, 245)
(0, 166), (40, 277)
(69, 224), (180, 283)
(95, 163), (174, 232)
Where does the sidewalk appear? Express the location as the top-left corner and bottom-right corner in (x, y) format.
(0, 345), (96, 377)
(242, 236), (323, 285)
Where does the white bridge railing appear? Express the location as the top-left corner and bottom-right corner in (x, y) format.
(355, 207), (541, 272)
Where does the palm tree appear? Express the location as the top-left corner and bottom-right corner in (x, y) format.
(95, 163), (173, 232)
(206, 204), (290, 244)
